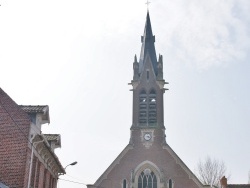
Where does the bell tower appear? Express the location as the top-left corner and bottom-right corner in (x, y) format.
(129, 11), (168, 146)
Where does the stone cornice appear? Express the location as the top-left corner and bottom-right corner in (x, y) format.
(32, 134), (65, 177)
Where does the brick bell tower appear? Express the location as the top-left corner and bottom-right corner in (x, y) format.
(129, 11), (168, 147)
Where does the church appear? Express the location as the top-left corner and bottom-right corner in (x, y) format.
(87, 11), (203, 188)
(87, 11), (250, 188)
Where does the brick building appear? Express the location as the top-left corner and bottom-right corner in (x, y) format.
(87, 11), (250, 188)
(220, 177), (250, 188)
(0, 88), (65, 188)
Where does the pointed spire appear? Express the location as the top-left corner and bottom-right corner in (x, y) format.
(144, 11), (153, 39)
(157, 54), (163, 80)
(134, 54), (138, 63)
(139, 11), (158, 76)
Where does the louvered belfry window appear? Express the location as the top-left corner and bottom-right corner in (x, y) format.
(148, 89), (156, 124)
(139, 89), (157, 125)
(139, 90), (147, 124)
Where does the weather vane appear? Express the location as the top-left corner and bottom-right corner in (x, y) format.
(145, 0), (151, 9)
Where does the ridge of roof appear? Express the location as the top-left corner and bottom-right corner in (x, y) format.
(0, 88), (31, 124)
(19, 105), (48, 113)
(228, 185), (250, 187)
(19, 105), (50, 123)
(43, 134), (60, 141)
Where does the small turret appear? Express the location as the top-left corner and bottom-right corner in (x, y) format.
(157, 54), (163, 80)
(133, 55), (139, 80)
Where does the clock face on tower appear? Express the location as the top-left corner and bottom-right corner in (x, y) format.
(144, 133), (151, 141)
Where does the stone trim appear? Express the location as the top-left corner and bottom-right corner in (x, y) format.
(94, 144), (133, 186)
(131, 160), (164, 188)
(162, 144), (203, 188)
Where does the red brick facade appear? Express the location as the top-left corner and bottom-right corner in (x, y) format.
(0, 88), (31, 188)
(0, 88), (64, 188)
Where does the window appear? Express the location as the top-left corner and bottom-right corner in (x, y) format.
(138, 169), (157, 188)
(139, 89), (157, 126)
(29, 113), (36, 124)
(148, 90), (157, 124)
(139, 90), (147, 124)
(123, 179), (126, 188)
(168, 179), (173, 188)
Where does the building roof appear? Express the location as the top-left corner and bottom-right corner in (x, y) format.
(19, 105), (48, 113)
(44, 134), (60, 141)
(0, 88), (31, 129)
(19, 105), (50, 124)
(44, 134), (61, 148)
(0, 88), (31, 122)
(228, 185), (250, 188)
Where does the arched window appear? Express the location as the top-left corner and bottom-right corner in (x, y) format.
(139, 90), (147, 124)
(123, 179), (126, 188)
(168, 179), (173, 188)
(138, 169), (157, 188)
(148, 89), (157, 125)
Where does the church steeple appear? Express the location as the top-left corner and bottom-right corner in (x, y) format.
(139, 11), (158, 76)
(130, 11), (167, 131)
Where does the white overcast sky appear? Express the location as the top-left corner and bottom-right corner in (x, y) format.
(1, 0), (250, 187)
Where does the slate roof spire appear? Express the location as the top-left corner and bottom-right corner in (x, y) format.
(139, 11), (158, 75)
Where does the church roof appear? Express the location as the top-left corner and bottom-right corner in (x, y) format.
(139, 11), (158, 75)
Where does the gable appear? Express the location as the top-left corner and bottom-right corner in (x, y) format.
(163, 144), (203, 188)
(89, 142), (203, 188)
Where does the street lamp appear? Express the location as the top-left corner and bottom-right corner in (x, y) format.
(64, 161), (77, 170)
(58, 161), (78, 187)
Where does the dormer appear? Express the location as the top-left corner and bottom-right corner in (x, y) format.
(19, 105), (50, 135)
(43, 134), (61, 152)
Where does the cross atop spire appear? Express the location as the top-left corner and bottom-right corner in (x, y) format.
(145, 0), (151, 10)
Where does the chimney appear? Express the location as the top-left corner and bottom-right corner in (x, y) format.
(220, 176), (227, 188)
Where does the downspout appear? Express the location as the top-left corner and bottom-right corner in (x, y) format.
(27, 137), (45, 188)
